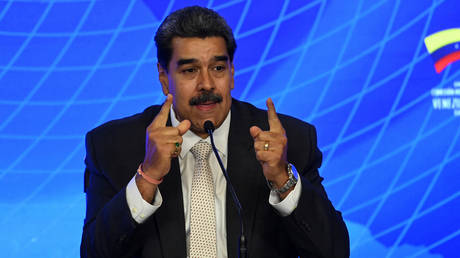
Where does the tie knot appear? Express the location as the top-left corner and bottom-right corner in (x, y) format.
(190, 140), (212, 161)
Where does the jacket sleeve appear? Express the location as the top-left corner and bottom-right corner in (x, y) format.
(282, 125), (350, 258)
(80, 131), (142, 258)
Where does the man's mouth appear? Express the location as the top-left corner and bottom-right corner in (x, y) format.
(195, 101), (217, 111)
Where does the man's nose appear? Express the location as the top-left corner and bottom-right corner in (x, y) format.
(198, 69), (214, 91)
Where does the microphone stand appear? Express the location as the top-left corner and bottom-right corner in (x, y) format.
(204, 121), (248, 258)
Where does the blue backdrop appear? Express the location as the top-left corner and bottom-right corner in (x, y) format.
(1, 0), (459, 257)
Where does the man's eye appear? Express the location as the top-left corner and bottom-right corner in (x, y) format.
(214, 65), (225, 71)
(182, 68), (197, 73)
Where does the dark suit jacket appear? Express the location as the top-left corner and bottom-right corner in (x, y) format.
(80, 99), (349, 258)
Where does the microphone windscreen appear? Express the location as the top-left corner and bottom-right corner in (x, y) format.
(204, 120), (215, 133)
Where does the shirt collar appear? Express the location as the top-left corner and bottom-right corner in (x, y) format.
(170, 107), (231, 159)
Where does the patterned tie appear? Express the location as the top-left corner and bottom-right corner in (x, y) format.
(189, 140), (217, 257)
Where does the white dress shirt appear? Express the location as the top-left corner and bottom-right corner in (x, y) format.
(126, 107), (302, 257)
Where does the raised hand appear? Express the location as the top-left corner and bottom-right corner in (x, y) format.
(250, 98), (289, 190)
(142, 94), (191, 180)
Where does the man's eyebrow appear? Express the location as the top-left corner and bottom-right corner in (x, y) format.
(177, 58), (198, 66)
(214, 55), (228, 62)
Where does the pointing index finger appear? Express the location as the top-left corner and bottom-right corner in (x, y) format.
(150, 94), (173, 128)
(266, 98), (283, 133)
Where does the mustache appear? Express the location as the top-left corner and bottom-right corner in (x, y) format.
(189, 92), (223, 105)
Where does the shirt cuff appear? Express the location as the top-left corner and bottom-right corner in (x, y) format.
(268, 169), (302, 217)
(126, 174), (162, 224)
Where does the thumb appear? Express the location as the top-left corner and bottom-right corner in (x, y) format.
(177, 120), (191, 135)
(250, 126), (262, 139)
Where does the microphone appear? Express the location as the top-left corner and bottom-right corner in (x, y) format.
(204, 120), (247, 258)
(204, 120), (215, 134)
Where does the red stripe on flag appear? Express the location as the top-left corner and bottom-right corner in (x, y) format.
(434, 50), (460, 73)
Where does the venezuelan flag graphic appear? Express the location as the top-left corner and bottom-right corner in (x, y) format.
(424, 28), (460, 73)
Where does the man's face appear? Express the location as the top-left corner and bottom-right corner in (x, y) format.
(158, 36), (234, 137)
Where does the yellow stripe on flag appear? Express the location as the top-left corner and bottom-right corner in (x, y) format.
(424, 28), (460, 54)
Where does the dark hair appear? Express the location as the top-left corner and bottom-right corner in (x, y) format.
(154, 6), (237, 71)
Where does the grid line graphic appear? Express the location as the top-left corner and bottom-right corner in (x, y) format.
(305, 0), (364, 126)
(277, 0), (327, 108)
(350, 0), (437, 250)
(0, 1), (55, 130)
(332, 0), (402, 211)
(0, 0), (97, 181)
(239, 0), (291, 99)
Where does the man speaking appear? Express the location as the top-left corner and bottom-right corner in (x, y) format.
(81, 5), (349, 258)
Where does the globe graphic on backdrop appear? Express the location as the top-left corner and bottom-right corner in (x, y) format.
(0, 1), (459, 257)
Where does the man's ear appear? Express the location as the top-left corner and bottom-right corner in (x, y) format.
(157, 62), (169, 95)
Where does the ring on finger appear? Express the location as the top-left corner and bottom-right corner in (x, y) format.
(172, 142), (181, 156)
(175, 142), (181, 151)
(264, 142), (269, 151)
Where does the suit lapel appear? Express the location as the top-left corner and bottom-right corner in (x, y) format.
(226, 100), (265, 257)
